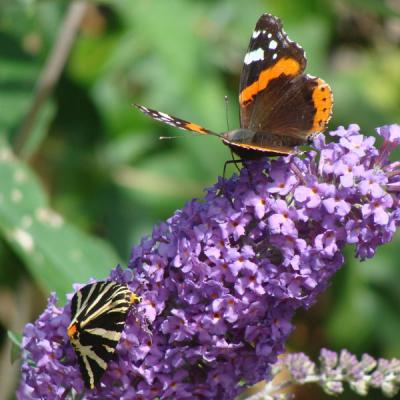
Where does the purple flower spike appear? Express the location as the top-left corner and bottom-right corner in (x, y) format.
(273, 349), (400, 398)
(18, 124), (400, 399)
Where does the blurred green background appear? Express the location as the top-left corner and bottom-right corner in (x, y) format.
(1, 0), (400, 398)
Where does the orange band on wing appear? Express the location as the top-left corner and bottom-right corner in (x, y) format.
(311, 78), (333, 132)
(185, 122), (208, 134)
(224, 140), (295, 155)
(239, 58), (301, 106)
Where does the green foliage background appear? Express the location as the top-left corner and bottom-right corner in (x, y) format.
(0, 0), (400, 398)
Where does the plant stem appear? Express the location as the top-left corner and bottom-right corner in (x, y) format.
(13, 1), (89, 158)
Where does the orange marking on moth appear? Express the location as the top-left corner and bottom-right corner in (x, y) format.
(67, 323), (77, 338)
(311, 78), (333, 132)
(239, 58), (301, 106)
(185, 123), (208, 134)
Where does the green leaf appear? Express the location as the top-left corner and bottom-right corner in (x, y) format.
(17, 99), (56, 159)
(0, 57), (38, 134)
(0, 137), (120, 301)
(7, 330), (22, 363)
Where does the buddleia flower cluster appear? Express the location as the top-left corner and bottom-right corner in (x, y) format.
(18, 124), (400, 399)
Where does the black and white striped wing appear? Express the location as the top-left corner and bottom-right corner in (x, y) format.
(67, 281), (140, 389)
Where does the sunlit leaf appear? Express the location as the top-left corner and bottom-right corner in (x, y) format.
(0, 137), (120, 300)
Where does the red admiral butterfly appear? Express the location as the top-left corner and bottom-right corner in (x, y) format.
(135, 13), (333, 158)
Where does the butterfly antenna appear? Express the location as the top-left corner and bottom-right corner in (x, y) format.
(159, 134), (199, 140)
(224, 95), (230, 131)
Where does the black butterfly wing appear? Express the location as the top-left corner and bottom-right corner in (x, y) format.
(239, 14), (306, 129)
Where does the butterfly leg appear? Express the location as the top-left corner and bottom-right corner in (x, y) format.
(230, 150), (242, 173)
(218, 157), (246, 204)
(222, 151), (243, 181)
(217, 160), (238, 203)
(222, 160), (239, 182)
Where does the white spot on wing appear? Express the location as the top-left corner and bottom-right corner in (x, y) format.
(269, 40), (278, 50)
(267, 33), (272, 38)
(244, 48), (264, 65)
(272, 53), (278, 60)
(281, 27), (296, 45)
(159, 112), (171, 120)
(252, 30), (261, 39)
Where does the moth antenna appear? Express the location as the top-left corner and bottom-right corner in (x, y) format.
(224, 95), (230, 131)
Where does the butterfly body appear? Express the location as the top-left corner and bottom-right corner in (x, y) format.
(135, 13), (333, 158)
(222, 128), (303, 158)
